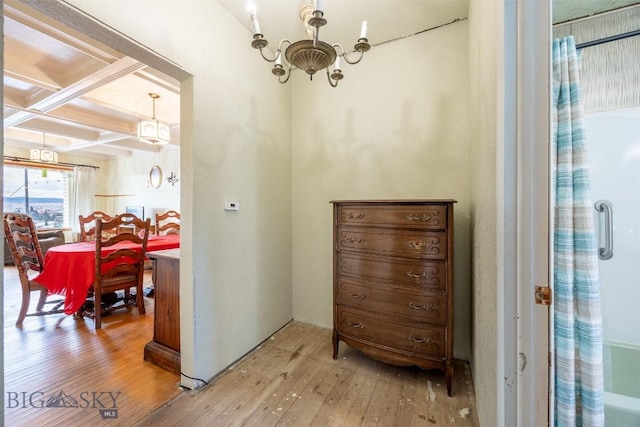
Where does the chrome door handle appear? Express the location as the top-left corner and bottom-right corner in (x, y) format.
(594, 200), (613, 260)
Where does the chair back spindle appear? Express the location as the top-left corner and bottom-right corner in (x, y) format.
(155, 210), (180, 235)
(3, 212), (63, 324)
(81, 213), (150, 329)
(78, 211), (115, 242)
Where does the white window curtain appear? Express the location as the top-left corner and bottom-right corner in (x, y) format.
(69, 166), (96, 241)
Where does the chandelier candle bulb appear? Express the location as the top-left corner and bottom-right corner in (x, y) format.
(276, 52), (282, 65)
(360, 21), (368, 39)
(314, 0), (322, 12)
(250, 14), (261, 34)
(334, 56), (341, 70)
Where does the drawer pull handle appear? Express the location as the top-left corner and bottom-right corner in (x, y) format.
(351, 293), (366, 299)
(409, 335), (432, 344)
(408, 302), (431, 311)
(345, 237), (365, 244)
(406, 214), (431, 222)
(406, 271), (430, 279)
(348, 320), (365, 329)
(407, 240), (430, 250)
(347, 212), (365, 219)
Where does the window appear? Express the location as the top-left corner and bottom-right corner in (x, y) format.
(3, 164), (70, 229)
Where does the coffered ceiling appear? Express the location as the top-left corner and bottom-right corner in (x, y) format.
(3, 0), (181, 161)
(3, 0), (636, 161)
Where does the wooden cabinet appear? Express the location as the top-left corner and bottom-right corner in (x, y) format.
(331, 200), (455, 396)
(144, 248), (180, 374)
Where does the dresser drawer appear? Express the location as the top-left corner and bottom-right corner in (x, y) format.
(337, 227), (447, 260)
(337, 307), (446, 359)
(337, 278), (446, 325)
(337, 205), (447, 230)
(337, 253), (446, 291)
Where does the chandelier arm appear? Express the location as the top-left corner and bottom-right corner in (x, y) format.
(342, 50), (365, 65)
(333, 44), (346, 55)
(326, 69), (339, 88)
(333, 38), (370, 65)
(277, 39), (293, 65)
(333, 43), (361, 65)
(259, 48), (278, 62)
(278, 64), (293, 84)
(257, 39), (291, 62)
(260, 39), (294, 64)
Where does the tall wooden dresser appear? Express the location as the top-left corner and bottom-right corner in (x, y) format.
(331, 200), (456, 396)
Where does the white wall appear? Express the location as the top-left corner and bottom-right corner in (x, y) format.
(60, 0), (476, 398)
(95, 148), (180, 221)
(468, 0), (498, 425)
(65, 0), (293, 386)
(291, 21), (472, 360)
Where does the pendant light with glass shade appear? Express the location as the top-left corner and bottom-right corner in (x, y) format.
(138, 93), (171, 145)
(30, 132), (58, 163)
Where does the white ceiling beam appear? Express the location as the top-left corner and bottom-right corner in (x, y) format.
(11, 118), (100, 141)
(64, 144), (135, 159)
(133, 68), (180, 95)
(2, 135), (133, 159)
(4, 102), (135, 136)
(55, 134), (135, 152)
(3, 56), (145, 128)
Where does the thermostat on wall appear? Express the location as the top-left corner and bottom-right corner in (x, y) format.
(224, 200), (239, 211)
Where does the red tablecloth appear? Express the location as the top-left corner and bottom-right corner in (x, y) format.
(35, 235), (180, 315)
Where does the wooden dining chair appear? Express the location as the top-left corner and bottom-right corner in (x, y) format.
(80, 213), (150, 329)
(155, 210), (180, 235)
(3, 212), (64, 325)
(78, 211), (115, 242)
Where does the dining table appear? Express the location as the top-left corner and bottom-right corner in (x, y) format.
(35, 234), (180, 315)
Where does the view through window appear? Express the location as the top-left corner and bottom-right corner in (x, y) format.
(3, 165), (69, 229)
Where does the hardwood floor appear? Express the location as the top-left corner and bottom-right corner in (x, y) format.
(4, 266), (479, 426)
(137, 323), (479, 427)
(3, 266), (181, 426)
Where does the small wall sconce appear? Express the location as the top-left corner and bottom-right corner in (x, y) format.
(167, 171), (179, 186)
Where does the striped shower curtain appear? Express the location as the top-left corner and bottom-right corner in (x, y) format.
(552, 36), (604, 427)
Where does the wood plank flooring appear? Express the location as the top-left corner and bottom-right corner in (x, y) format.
(4, 265), (478, 426)
(137, 323), (479, 427)
(3, 266), (182, 426)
